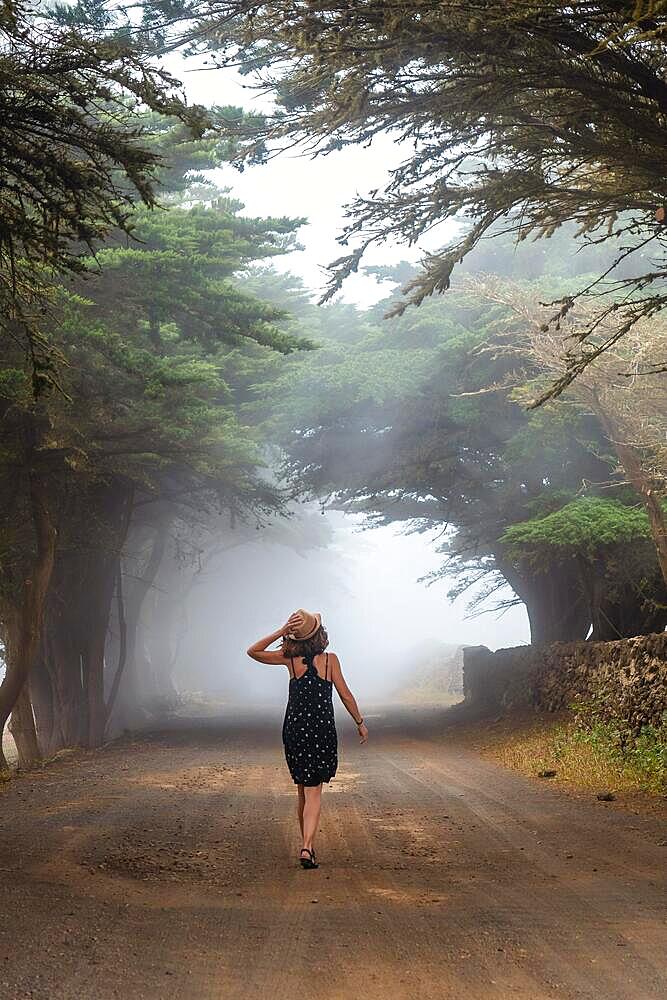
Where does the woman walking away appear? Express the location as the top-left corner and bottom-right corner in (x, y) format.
(247, 609), (368, 869)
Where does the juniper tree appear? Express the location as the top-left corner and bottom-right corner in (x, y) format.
(245, 268), (660, 645)
(237, 229), (667, 644)
(148, 0), (667, 393)
(0, 1), (214, 390)
(470, 275), (667, 586)
(0, 116), (310, 770)
(501, 498), (667, 640)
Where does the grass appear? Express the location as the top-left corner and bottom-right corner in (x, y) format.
(448, 710), (667, 808)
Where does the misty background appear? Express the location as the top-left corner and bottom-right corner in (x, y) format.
(153, 57), (530, 711)
(175, 508), (528, 709)
(0, 54), (531, 718)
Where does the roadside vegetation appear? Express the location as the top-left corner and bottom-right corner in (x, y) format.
(449, 708), (667, 804)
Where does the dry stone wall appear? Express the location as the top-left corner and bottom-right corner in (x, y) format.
(462, 633), (667, 731)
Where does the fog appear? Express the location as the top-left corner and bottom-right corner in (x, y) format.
(128, 58), (528, 715)
(164, 507), (528, 711)
(0, 60), (532, 725)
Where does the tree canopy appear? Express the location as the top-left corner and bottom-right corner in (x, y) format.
(141, 0), (667, 394)
(0, 0), (210, 390)
(0, 110), (312, 769)
(245, 241), (667, 645)
(468, 274), (667, 583)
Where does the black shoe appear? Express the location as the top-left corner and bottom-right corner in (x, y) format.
(299, 848), (318, 869)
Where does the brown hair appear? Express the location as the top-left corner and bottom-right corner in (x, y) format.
(282, 625), (329, 660)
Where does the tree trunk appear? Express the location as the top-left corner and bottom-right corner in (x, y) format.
(104, 559), (128, 728)
(0, 474), (57, 774)
(82, 521), (128, 748)
(494, 552), (591, 644)
(34, 480), (134, 756)
(8, 684), (41, 769)
(27, 645), (59, 759)
(111, 518), (169, 731)
(643, 491), (667, 587)
(525, 573), (591, 644)
(588, 572), (667, 641)
(144, 585), (180, 713)
(46, 613), (87, 749)
(85, 613), (111, 749)
(75, 482), (134, 748)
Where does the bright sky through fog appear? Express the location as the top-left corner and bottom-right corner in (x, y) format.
(167, 55), (530, 651)
(326, 514), (529, 658)
(171, 56), (442, 306)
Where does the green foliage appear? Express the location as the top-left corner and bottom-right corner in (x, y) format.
(46, 160), (309, 499)
(78, 197), (308, 355)
(0, 1), (212, 391)
(240, 255), (666, 640)
(0, 111), (315, 611)
(632, 723), (667, 785)
(252, 273), (614, 546)
(561, 706), (667, 795)
(501, 498), (653, 565)
(152, 0), (667, 390)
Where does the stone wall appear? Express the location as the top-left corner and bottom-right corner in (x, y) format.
(462, 633), (667, 731)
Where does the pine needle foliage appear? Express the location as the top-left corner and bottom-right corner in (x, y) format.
(147, 0), (667, 392)
(501, 497), (654, 565)
(0, 0), (207, 392)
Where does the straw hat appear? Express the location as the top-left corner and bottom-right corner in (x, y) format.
(285, 608), (322, 641)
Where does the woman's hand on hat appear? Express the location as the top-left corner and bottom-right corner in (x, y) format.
(282, 611), (303, 635)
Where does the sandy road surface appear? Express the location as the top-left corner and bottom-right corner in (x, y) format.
(0, 705), (665, 1000)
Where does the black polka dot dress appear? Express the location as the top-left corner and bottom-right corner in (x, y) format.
(282, 653), (338, 786)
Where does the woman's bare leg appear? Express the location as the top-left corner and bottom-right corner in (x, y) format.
(297, 784), (305, 837)
(302, 784), (322, 853)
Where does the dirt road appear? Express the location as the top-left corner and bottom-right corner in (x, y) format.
(1, 705), (665, 1000)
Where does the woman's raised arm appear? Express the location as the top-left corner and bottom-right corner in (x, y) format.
(246, 614), (302, 665)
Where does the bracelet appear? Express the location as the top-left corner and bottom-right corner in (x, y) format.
(355, 717), (364, 727)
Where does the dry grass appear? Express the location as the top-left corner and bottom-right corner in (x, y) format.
(447, 711), (667, 812)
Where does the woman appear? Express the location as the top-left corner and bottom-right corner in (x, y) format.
(247, 609), (368, 869)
